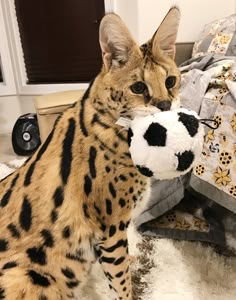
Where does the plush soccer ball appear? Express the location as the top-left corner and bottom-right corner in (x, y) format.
(128, 108), (205, 180)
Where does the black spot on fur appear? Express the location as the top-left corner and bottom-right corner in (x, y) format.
(91, 113), (110, 129)
(61, 118), (76, 185)
(53, 186), (64, 208)
(62, 226), (71, 239)
(114, 257), (125, 265)
(66, 253), (86, 264)
(104, 271), (113, 281)
(11, 173), (19, 187)
(120, 279), (126, 285)
(80, 97), (88, 134)
(100, 256), (115, 264)
(61, 267), (75, 279)
(50, 210), (58, 223)
(84, 175), (92, 196)
(27, 270), (50, 287)
(104, 154), (110, 161)
(79, 79), (95, 137)
(119, 175), (127, 182)
(100, 224), (106, 232)
(24, 163), (36, 187)
(109, 182), (116, 198)
(26, 247), (47, 265)
(109, 225), (116, 237)
(105, 166), (111, 173)
(0, 190), (11, 207)
(89, 146), (97, 179)
(119, 198), (126, 208)
(0, 287), (5, 299)
(94, 203), (101, 215)
(94, 247), (102, 258)
(144, 122), (167, 146)
(2, 261), (17, 270)
(83, 204), (90, 218)
(24, 130), (54, 186)
(119, 221), (125, 231)
(136, 166), (153, 177)
(113, 141), (119, 148)
(19, 197), (32, 231)
(7, 223), (20, 239)
(176, 151), (195, 171)
(41, 230), (54, 248)
(127, 128), (133, 147)
(106, 199), (112, 215)
(101, 239), (127, 253)
(2, 261), (17, 269)
(178, 112), (199, 137)
(1, 174), (20, 207)
(115, 271), (124, 278)
(0, 240), (8, 252)
(66, 281), (79, 289)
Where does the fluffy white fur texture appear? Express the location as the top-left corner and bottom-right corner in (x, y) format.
(1, 160), (236, 300)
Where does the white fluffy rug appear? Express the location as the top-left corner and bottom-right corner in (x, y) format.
(1, 160), (236, 300)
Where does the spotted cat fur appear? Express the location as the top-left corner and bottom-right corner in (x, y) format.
(0, 8), (180, 300)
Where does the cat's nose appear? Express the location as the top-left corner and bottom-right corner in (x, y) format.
(156, 100), (171, 111)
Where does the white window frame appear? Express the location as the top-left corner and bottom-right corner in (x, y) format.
(0, 1), (16, 96)
(2, 0), (115, 96)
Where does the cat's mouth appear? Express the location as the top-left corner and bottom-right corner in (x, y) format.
(115, 106), (161, 129)
(119, 105), (162, 120)
(118, 96), (180, 120)
(131, 106), (161, 118)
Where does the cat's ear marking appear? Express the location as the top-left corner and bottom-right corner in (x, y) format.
(99, 13), (137, 70)
(151, 7), (180, 59)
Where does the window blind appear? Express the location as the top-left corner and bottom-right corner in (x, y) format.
(14, 0), (104, 84)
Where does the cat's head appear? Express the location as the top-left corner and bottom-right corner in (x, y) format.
(96, 7), (181, 119)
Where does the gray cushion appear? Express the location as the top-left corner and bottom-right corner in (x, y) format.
(175, 43), (194, 66)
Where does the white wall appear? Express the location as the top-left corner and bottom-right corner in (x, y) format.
(0, 95), (35, 134)
(113, 0), (139, 41)
(113, 0), (236, 43)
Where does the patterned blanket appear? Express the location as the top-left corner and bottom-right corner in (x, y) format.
(137, 54), (236, 250)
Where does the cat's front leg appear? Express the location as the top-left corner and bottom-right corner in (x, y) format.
(96, 228), (132, 300)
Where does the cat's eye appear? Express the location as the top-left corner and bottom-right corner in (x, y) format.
(130, 81), (147, 94)
(165, 76), (176, 89)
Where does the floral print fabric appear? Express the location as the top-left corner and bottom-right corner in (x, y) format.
(192, 14), (236, 58)
(193, 101), (236, 199)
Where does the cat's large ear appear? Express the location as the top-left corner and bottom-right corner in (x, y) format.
(151, 7), (180, 59)
(99, 13), (137, 70)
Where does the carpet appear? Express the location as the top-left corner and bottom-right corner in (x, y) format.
(1, 160), (236, 300)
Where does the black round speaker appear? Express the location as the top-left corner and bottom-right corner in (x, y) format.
(12, 113), (41, 156)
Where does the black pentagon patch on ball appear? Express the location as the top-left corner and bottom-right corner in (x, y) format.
(176, 150), (195, 171)
(144, 122), (167, 146)
(178, 112), (199, 137)
(127, 128), (133, 147)
(136, 165), (153, 177)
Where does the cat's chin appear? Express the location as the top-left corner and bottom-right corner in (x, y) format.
(170, 97), (181, 110)
(130, 106), (161, 118)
